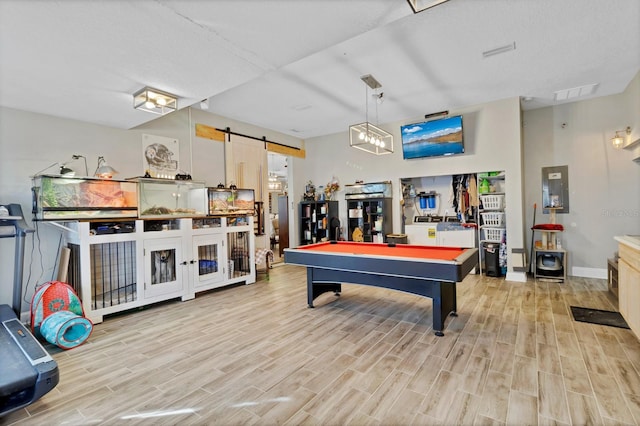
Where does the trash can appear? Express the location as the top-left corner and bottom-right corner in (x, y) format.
(484, 242), (501, 277)
(386, 234), (408, 244)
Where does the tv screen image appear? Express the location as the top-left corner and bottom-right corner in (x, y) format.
(401, 115), (464, 159)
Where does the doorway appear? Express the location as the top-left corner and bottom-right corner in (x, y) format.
(268, 153), (288, 263)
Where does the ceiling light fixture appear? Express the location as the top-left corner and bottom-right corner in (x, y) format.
(349, 74), (394, 156)
(133, 87), (178, 115)
(611, 126), (631, 149)
(407, 0), (449, 13)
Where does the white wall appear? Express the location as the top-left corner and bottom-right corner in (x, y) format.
(402, 175), (459, 222)
(0, 106), (302, 312)
(522, 71), (640, 278)
(3, 74), (638, 310)
(299, 97), (526, 281)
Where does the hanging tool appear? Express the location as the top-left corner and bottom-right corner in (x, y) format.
(528, 203), (537, 275)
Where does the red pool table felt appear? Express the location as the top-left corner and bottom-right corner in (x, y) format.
(295, 241), (466, 262)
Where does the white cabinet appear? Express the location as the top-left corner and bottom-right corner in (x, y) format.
(226, 216), (255, 283)
(143, 237), (184, 299)
(71, 223), (141, 319)
(60, 215), (255, 323)
(438, 229), (475, 248)
(404, 223), (475, 248)
(405, 223), (438, 245)
(191, 233), (226, 291)
(186, 217), (227, 295)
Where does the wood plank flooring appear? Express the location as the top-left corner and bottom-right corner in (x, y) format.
(4, 264), (640, 425)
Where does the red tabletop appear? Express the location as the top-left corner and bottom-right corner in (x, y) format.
(295, 241), (466, 261)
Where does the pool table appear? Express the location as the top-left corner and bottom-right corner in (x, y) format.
(284, 241), (478, 336)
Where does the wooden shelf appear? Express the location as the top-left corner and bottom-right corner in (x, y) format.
(623, 137), (640, 150)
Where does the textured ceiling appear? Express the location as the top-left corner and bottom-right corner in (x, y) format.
(0, 0), (638, 140)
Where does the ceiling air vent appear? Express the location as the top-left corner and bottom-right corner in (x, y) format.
(553, 83), (599, 101)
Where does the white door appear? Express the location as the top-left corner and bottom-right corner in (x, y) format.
(144, 237), (183, 298)
(193, 234), (225, 289)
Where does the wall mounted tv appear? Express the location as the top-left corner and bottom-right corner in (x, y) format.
(401, 115), (464, 159)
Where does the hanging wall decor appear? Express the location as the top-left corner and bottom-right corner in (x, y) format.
(142, 134), (179, 179)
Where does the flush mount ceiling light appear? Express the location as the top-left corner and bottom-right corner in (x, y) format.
(611, 126), (631, 149)
(349, 74), (394, 156)
(133, 87), (178, 115)
(407, 0), (449, 13)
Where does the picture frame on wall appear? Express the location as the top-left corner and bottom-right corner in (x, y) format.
(142, 134), (179, 179)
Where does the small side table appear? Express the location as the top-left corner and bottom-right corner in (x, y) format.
(608, 258), (619, 296)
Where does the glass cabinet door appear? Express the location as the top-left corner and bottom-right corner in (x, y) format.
(144, 237), (183, 298)
(193, 234), (225, 289)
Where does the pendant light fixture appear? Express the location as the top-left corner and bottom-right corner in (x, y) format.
(349, 74), (394, 155)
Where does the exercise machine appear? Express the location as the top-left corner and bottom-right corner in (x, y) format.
(1, 204), (59, 417)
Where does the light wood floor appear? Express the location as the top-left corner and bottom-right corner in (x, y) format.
(4, 265), (640, 425)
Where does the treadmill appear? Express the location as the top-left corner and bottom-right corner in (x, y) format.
(0, 204), (59, 417)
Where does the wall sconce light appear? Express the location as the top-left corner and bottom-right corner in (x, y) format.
(94, 156), (118, 179)
(133, 87), (178, 115)
(349, 74), (394, 156)
(611, 126), (631, 149)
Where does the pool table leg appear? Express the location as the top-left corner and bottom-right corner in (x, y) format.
(307, 268), (342, 308)
(432, 281), (457, 336)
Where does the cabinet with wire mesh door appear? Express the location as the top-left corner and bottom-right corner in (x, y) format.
(226, 216), (254, 281)
(62, 216), (257, 324)
(191, 223), (225, 291)
(66, 222), (140, 320)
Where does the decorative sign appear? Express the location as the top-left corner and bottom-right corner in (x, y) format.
(142, 134), (179, 179)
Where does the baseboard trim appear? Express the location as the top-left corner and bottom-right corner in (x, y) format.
(506, 271), (527, 282)
(571, 267), (607, 279)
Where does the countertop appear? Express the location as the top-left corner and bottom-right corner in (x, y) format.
(615, 235), (640, 251)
